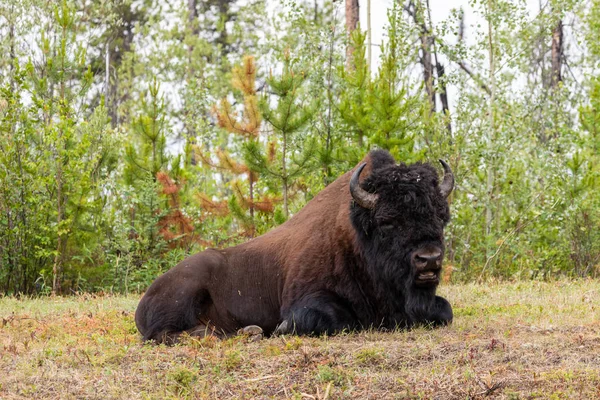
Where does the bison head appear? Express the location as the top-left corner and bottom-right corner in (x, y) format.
(349, 151), (454, 299)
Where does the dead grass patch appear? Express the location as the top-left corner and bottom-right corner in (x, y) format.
(1, 280), (600, 399)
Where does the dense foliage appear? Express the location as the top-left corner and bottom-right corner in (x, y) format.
(0, 0), (598, 294)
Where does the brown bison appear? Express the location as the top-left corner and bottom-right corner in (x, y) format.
(135, 150), (454, 343)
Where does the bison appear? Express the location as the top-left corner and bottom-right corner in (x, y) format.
(135, 149), (454, 343)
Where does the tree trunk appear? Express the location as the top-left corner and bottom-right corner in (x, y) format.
(282, 132), (288, 218)
(324, 20), (336, 184)
(367, 0), (371, 73)
(216, 0), (231, 54)
(436, 62), (451, 133)
(406, 1), (436, 113)
(186, 0), (200, 165)
(188, 0), (199, 23)
(550, 18), (563, 140)
(9, 13), (15, 92)
(345, 0), (359, 67)
(53, 19), (68, 296)
(52, 155), (64, 295)
(283, 178), (288, 219)
(485, 0), (497, 263)
(249, 172), (254, 220)
(107, 4), (137, 127)
(551, 19), (563, 89)
(6, 15), (18, 292)
(105, 41), (110, 112)
(5, 210), (14, 293)
(426, 0), (451, 133)
(420, 34), (435, 113)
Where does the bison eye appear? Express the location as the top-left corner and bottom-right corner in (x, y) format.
(379, 223), (395, 231)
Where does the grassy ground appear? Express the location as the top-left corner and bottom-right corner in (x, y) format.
(1, 280), (600, 399)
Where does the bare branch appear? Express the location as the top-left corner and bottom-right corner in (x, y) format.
(457, 61), (492, 95)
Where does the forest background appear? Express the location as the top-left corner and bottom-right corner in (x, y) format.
(0, 0), (598, 295)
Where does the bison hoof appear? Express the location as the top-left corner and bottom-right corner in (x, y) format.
(248, 332), (263, 342)
(238, 325), (263, 335)
(237, 325), (264, 342)
(274, 320), (290, 335)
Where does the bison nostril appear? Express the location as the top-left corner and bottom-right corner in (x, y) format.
(413, 251), (442, 270)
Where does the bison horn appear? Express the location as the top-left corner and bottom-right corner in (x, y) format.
(438, 159), (454, 198)
(350, 163), (379, 210)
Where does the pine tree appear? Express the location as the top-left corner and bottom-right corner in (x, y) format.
(156, 169), (196, 250)
(0, 0), (119, 293)
(123, 78), (170, 256)
(338, 29), (371, 157)
(124, 79), (169, 184)
(367, 9), (420, 161)
(205, 55), (275, 236)
(338, 15), (420, 163)
(245, 51), (316, 219)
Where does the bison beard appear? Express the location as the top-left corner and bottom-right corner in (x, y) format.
(135, 150), (454, 343)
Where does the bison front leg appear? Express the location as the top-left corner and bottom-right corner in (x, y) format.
(421, 295), (453, 327)
(433, 295), (453, 325)
(276, 291), (357, 336)
(404, 292), (453, 329)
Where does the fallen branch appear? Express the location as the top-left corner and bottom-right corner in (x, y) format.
(244, 375), (280, 382)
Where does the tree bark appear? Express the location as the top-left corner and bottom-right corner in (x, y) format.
(367, 0), (371, 73)
(406, 1), (436, 114)
(420, 34), (435, 113)
(436, 62), (451, 132)
(52, 168), (64, 295)
(282, 132), (288, 218)
(105, 41), (110, 110)
(216, 0), (231, 53)
(249, 172), (254, 220)
(426, 0), (451, 133)
(186, 0), (200, 165)
(105, 2), (139, 127)
(53, 18), (69, 296)
(551, 19), (563, 89)
(188, 0), (199, 23)
(345, 0), (359, 67)
(485, 0), (497, 263)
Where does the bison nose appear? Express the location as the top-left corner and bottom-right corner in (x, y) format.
(413, 250), (442, 270)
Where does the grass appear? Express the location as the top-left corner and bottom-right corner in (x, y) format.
(1, 280), (600, 399)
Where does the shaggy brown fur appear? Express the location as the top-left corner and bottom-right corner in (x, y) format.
(135, 150), (454, 343)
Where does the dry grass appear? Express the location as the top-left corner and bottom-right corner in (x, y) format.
(1, 280), (600, 399)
